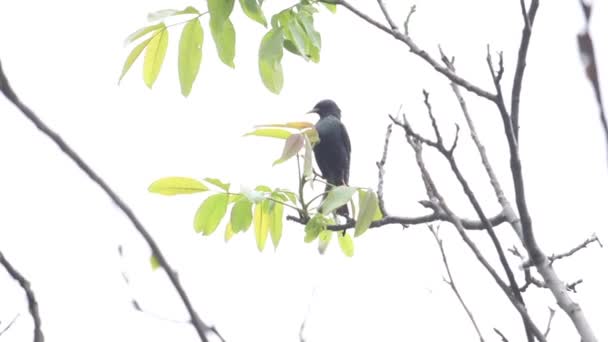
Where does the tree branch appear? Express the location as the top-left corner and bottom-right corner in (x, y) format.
(376, 123), (393, 217)
(331, 0), (496, 101)
(511, 0), (539, 139)
(0, 250), (43, 342)
(0, 59), (217, 342)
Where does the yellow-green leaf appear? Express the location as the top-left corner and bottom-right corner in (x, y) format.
(194, 193), (229, 235)
(303, 128), (320, 145)
(231, 198), (253, 232)
(304, 214), (323, 243)
(178, 18), (203, 97)
(318, 230), (332, 254)
(210, 17), (236, 68)
(273, 133), (304, 165)
(203, 177), (230, 191)
(322, 3), (337, 13)
(270, 203), (283, 248)
(224, 222), (235, 241)
(148, 176), (209, 195)
(148, 7), (199, 22)
(208, 0), (235, 22)
(303, 133), (313, 178)
(150, 254), (161, 270)
(338, 232), (354, 257)
(258, 28), (284, 94)
(239, 0), (267, 26)
(355, 189), (378, 237)
(256, 122), (314, 130)
(254, 200), (272, 251)
(321, 186), (357, 215)
(125, 23), (164, 45)
(358, 189), (383, 221)
(244, 128), (292, 139)
(143, 26), (169, 88)
(119, 37), (154, 82)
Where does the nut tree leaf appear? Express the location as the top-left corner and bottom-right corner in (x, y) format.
(231, 198), (253, 232)
(317, 230), (332, 254)
(194, 193), (229, 235)
(124, 23), (164, 45)
(239, 0), (267, 26)
(358, 189), (383, 221)
(244, 128), (292, 139)
(285, 18), (309, 60)
(304, 218), (322, 243)
(148, 176), (209, 195)
(322, 3), (337, 13)
(178, 18), (203, 97)
(270, 202), (283, 248)
(119, 36), (154, 83)
(224, 222), (235, 241)
(303, 133), (313, 178)
(258, 28), (284, 94)
(203, 177), (230, 192)
(208, 0), (235, 22)
(273, 133), (304, 165)
(254, 200), (272, 251)
(321, 186), (357, 215)
(143, 26), (169, 88)
(355, 189), (378, 237)
(283, 39), (300, 56)
(338, 232), (354, 257)
(210, 17), (236, 68)
(150, 254), (161, 270)
(255, 122), (314, 130)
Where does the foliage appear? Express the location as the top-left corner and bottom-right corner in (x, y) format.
(148, 121), (381, 260)
(120, 1), (335, 96)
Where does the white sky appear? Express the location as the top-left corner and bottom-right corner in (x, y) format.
(1, 0), (607, 341)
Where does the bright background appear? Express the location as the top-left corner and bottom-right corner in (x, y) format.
(1, 0), (607, 341)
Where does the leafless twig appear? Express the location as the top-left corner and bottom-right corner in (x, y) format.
(0, 59), (217, 342)
(376, 123), (393, 217)
(0, 250), (43, 342)
(429, 225), (484, 342)
(544, 307), (556, 338)
(494, 328), (510, 342)
(549, 234), (601, 264)
(376, 0), (397, 31)
(0, 314), (20, 337)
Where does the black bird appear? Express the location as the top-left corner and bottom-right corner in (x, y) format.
(308, 99), (351, 217)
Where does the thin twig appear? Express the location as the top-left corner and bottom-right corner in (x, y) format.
(549, 234), (601, 264)
(0, 314), (20, 337)
(429, 226), (485, 342)
(328, 0), (496, 101)
(494, 328), (510, 342)
(0, 59), (217, 342)
(544, 307), (556, 338)
(376, 123), (393, 216)
(376, 0), (398, 31)
(404, 5), (416, 35)
(0, 250), (43, 342)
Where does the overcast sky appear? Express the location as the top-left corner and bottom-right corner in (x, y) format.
(1, 0), (607, 341)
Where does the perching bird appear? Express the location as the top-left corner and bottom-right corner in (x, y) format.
(308, 99), (351, 217)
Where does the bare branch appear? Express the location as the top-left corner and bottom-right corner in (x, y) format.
(549, 234), (602, 264)
(332, 0), (496, 101)
(376, 0), (398, 31)
(376, 123), (393, 217)
(494, 328), (510, 342)
(404, 5), (416, 35)
(0, 250), (43, 342)
(0, 59), (217, 342)
(0, 314), (20, 337)
(511, 0), (539, 140)
(429, 226), (484, 342)
(544, 307), (556, 339)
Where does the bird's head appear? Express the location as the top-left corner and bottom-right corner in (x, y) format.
(307, 99), (341, 119)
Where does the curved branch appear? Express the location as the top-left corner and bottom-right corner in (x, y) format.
(0, 250), (43, 342)
(0, 59), (216, 342)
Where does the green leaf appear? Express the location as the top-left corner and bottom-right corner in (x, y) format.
(125, 23), (164, 45)
(258, 28), (284, 94)
(224, 222), (235, 241)
(304, 214), (324, 243)
(203, 177), (230, 192)
(303, 128), (320, 145)
(119, 36), (154, 82)
(358, 189), (383, 221)
(285, 18), (308, 59)
(270, 203), (283, 248)
(150, 254), (161, 270)
(178, 18), (203, 97)
(239, 0), (267, 26)
(256, 122), (314, 129)
(273, 133), (304, 165)
(208, 0), (235, 22)
(355, 189), (378, 237)
(148, 6), (199, 21)
(322, 3), (337, 13)
(283, 39), (300, 56)
(254, 200), (272, 251)
(231, 198), (253, 232)
(194, 193), (229, 235)
(244, 128), (292, 139)
(255, 185), (272, 193)
(148, 176), (209, 195)
(317, 230), (332, 254)
(321, 186), (357, 215)
(143, 26), (169, 88)
(210, 17), (236, 68)
(338, 231), (354, 257)
(303, 133), (313, 178)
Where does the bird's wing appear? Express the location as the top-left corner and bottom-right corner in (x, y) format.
(339, 122), (351, 185)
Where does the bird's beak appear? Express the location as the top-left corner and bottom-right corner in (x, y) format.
(306, 108), (318, 115)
